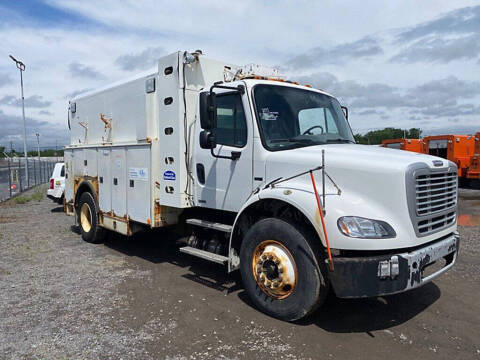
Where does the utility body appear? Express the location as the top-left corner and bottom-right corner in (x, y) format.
(65, 51), (459, 321)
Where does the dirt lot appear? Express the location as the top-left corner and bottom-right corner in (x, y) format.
(0, 185), (479, 360)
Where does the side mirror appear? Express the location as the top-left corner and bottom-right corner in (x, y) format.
(341, 106), (349, 120)
(199, 130), (217, 149)
(199, 91), (217, 129)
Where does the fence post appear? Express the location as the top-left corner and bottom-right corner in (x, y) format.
(18, 159), (22, 192)
(8, 158), (12, 198)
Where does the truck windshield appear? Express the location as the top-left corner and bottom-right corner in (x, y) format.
(253, 84), (355, 150)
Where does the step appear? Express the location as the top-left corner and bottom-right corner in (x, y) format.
(179, 246), (229, 265)
(186, 218), (233, 233)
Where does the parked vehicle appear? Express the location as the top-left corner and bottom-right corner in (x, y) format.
(382, 138), (424, 153)
(64, 51), (459, 321)
(466, 132), (480, 187)
(423, 135), (475, 179)
(47, 162), (65, 204)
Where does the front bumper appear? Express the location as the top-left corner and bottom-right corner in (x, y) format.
(328, 232), (459, 298)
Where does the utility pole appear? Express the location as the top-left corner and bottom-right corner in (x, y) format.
(10, 140), (13, 155)
(36, 133), (40, 160)
(9, 55), (28, 187)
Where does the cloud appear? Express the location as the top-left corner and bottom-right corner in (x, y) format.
(0, 73), (14, 87)
(0, 109), (68, 150)
(0, 95), (52, 108)
(357, 109), (386, 116)
(39, 110), (53, 115)
(285, 37), (383, 69)
(65, 88), (94, 98)
(391, 33), (480, 63)
(115, 46), (166, 71)
(69, 62), (103, 79)
(396, 5), (480, 42)
(391, 5), (480, 63)
(296, 73), (480, 123)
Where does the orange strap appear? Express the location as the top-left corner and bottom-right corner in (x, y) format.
(310, 171), (334, 271)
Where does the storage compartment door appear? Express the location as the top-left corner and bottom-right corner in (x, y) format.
(98, 148), (112, 213)
(126, 146), (151, 223)
(111, 148), (127, 217)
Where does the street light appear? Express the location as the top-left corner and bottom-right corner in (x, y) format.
(9, 54), (29, 187)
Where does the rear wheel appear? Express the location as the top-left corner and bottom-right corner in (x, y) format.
(77, 192), (105, 243)
(240, 218), (328, 321)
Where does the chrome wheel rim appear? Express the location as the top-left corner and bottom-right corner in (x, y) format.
(252, 240), (297, 299)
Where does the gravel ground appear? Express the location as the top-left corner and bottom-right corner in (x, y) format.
(0, 185), (479, 360)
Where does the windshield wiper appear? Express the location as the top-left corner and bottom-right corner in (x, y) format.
(269, 138), (317, 144)
(326, 138), (355, 144)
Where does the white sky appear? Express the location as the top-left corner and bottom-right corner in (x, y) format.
(0, 0), (479, 150)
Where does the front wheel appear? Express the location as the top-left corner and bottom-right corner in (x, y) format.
(240, 218), (328, 321)
(77, 192), (105, 243)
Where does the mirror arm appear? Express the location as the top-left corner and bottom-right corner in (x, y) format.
(210, 147), (241, 161)
(341, 105), (349, 120)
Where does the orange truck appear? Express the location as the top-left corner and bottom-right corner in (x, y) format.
(381, 138), (424, 153)
(466, 132), (480, 184)
(423, 135), (476, 178)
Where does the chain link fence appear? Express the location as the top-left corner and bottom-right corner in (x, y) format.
(0, 158), (60, 202)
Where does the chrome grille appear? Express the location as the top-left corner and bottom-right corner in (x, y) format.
(406, 163), (458, 237)
(415, 172), (457, 216)
(417, 211), (456, 234)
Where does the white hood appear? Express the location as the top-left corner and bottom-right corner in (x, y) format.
(260, 144), (456, 251)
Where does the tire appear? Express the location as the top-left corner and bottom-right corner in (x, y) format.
(240, 218), (328, 321)
(77, 192), (105, 243)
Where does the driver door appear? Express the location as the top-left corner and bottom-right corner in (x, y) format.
(194, 89), (253, 212)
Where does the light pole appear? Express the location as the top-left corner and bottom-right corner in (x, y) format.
(36, 133), (40, 160)
(9, 55), (29, 187)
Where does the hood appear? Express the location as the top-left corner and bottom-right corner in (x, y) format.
(262, 143), (457, 250)
(264, 144), (450, 187)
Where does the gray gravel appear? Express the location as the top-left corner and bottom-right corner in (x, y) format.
(1, 185), (479, 360)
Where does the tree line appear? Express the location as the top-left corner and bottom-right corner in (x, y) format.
(0, 147), (64, 158)
(353, 128), (422, 145)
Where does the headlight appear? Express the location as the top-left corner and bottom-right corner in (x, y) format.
(337, 216), (396, 239)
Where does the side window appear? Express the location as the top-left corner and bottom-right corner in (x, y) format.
(60, 165), (65, 177)
(214, 94), (247, 147)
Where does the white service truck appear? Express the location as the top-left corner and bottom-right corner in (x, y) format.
(64, 51), (459, 321)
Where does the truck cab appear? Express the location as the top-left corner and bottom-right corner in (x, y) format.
(64, 51), (459, 322)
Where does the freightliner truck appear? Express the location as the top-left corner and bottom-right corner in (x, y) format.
(64, 51), (459, 321)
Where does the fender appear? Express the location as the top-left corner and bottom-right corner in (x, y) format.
(74, 176), (99, 207)
(228, 186), (326, 272)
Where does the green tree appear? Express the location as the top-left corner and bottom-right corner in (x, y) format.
(354, 128), (422, 145)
